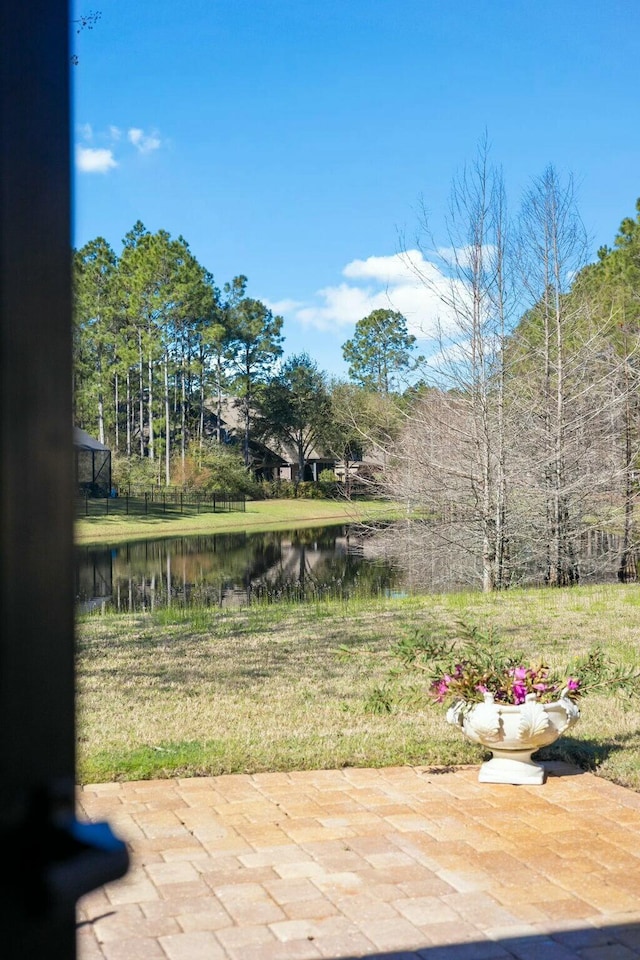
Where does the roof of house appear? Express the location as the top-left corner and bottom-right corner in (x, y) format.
(208, 398), (333, 466)
(74, 427), (110, 452)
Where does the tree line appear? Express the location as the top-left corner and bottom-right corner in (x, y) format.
(74, 156), (640, 590)
(73, 221), (415, 492)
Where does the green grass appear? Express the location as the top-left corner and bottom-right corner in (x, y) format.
(76, 582), (640, 791)
(75, 497), (399, 545)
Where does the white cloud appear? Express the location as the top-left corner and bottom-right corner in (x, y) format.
(436, 244), (497, 269)
(128, 127), (161, 153)
(74, 123), (162, 172)
(273, 249), (461, 341)
(75, 145), (117, 174)
(343, 250), (430, 284)
(264, 298), (305, 315)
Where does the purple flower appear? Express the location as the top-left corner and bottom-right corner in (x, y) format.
(430, 679), (451, 702)
(430, 652), (583, 708)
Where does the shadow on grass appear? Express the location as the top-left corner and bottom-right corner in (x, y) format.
(76, 613), (396, 691)
(539, 729), (640, 770)
(330, 920), (640, 958)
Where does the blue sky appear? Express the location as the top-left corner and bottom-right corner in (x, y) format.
(72, 0), (640, 378)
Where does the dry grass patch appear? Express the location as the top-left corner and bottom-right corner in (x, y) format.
(76, 584), (640, 789)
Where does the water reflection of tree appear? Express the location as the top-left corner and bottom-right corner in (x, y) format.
(367, 520), (624, 593)
(250, 539), (391, 601)
(77, 526), (399, 611)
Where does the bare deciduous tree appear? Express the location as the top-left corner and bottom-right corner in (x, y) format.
(386, 156), (639, 590)
(393, 139), (515, 591)
(514, 166), (590, 585)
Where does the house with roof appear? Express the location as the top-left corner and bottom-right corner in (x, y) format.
(205, 398), (336, 482)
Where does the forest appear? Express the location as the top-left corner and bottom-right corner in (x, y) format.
(73, 154), (640, 592)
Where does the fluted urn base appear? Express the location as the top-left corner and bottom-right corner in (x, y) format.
(447, 691), (580, 785)
(478, 748), (545, 784)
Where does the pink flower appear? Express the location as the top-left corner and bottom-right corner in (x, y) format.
(512, 682), (527, 704)
(566, 678), (580, 693)
(431, 679), (451, 702)
(513, 667), (528, 681)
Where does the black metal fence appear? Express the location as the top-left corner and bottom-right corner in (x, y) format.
(76, 489), (246, 518)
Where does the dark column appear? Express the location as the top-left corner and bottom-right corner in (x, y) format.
(1, 2), (86, 956)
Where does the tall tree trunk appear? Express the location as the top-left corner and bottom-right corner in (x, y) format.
(243, 350), (251, 468)
(619, 355), (638, 581)
(517, 166), (587, 586)
(216, 356), (223, 444)
(138, 330), (144, 457)
(298, 432), (305, 483)
(198, 345), (205, 458)
(126, 368), (132, 457)
(148, 340), (154, 461)
(396, 139), (513, 592)
(181, 353), (186, 466)
(114, 371), (119, 452)
(97, 350), (105, 445)
(164, 352), (170, 485)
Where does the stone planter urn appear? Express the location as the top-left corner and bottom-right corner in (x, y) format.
(446, 691), (580, 784)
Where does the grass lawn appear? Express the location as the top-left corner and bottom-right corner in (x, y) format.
(75, 497), (398, 545)
(76, 581), (640, 791)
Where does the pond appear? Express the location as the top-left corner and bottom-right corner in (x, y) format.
(75, 524), (402, 612)
(75, 519), (627, 613)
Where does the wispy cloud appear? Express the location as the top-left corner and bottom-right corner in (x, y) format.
(265, 298), (305, 315)
(75, 123), (163, 173)
(75, 145), (118, 174)
(128, 127), (161, 153)
(435, 244), (497, 269)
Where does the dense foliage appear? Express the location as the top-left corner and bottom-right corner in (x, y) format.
(74, 181), (640, 587)
(73, 226), (400, 491)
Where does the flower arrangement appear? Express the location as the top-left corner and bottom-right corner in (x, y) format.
(393, 620), (640, 784)
(345, 617), (640, 785)
(392, 621), (639, 710)
(430, 659), (581, 707)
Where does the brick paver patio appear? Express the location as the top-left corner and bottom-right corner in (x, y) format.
(76, 762), (640, 959)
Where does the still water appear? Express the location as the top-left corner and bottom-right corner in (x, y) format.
(75, 525), (402, 612)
